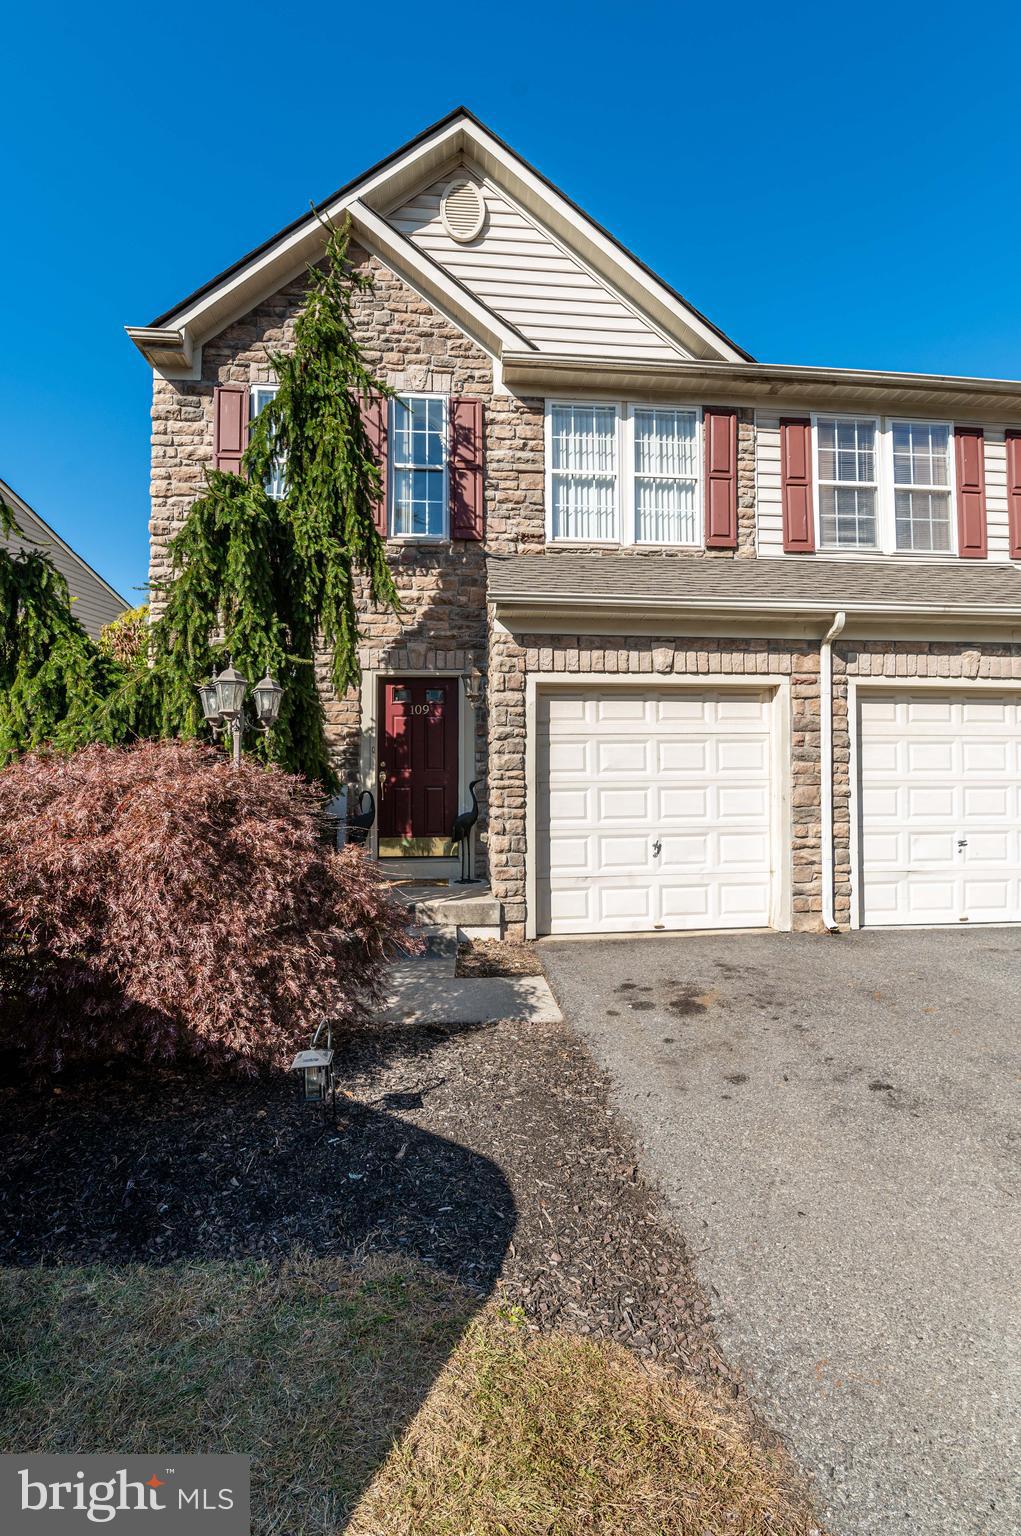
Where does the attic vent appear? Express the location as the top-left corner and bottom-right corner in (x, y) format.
(440, 179), (486, 243)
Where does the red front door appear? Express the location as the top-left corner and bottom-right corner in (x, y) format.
(377, 678), (459, 855)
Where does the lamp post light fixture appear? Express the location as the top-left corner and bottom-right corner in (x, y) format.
(196, 662), (285, 769)
(289, 1019), (336, 1123)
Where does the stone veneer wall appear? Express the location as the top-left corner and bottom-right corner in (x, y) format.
(148, 244), (549, 875)
(488, 631), (823, 938)
(491, 632), (1021, 939)
(831, 640), (1021, 925)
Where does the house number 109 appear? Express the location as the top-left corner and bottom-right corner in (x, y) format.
(410, 703), (433, 715)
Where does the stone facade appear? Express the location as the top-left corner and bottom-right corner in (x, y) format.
(147, 245), (1021, 938)
(488, 631), (822, 938)
(149, 244), (547, 877)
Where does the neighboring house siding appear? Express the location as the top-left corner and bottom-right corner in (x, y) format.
(984, 428), (1011, 561)
(388, 174), (683, 360)
(0, 485), (127, 638)
(754, 411), (785, 557)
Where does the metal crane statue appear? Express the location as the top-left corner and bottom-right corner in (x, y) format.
(450, 780), (483, 884)
(346, 789), (375, 848)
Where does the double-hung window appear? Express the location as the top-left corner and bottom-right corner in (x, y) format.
(391, 395), (447, 538)
(891, 420), (953, 552)
(814, 415), (956, 554)
(250, 385), (286, 500)
(816, 417), (878, 548)
(633, 408), (699, 545)
(548, 401), (701, 546)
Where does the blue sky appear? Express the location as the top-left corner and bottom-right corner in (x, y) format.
(4, 0), (1021, 601)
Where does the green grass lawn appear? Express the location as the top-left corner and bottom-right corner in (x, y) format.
(1, 1255), (819, 1535)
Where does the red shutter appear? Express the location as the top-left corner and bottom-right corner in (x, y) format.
(954, 426), (987, 559)
(359, 393), (388, 536)
(1006, 431), (1021, 561)
(703, 407), (737, 549)
(213, 384), (249, 474)
(450, 397), (484, 540)
(780, 418), (815, 553)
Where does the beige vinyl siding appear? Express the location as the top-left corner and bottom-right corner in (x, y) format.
(983, 428), (1011, 562)
(754, 411), (785, 556)
(0, 482), (128, 638)
(388, 174), (684, 361)
(755, 415), (1015, 562)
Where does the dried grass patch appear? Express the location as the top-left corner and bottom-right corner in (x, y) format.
(2, 1256), (820, 1536)
(352, 1309), (820, 1536)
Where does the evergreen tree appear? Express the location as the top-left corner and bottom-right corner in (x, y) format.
(144, 215), (399, 787)
(0, 497), (134, 762)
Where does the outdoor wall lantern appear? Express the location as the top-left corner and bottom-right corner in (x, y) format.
(196, 663), (285, 769)
(289, 1019), (336, 1122)
(462, 666), (483, 707)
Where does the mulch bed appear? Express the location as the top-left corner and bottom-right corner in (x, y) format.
(0, 1018), (736, 1393)
(455, 939), (543, 978)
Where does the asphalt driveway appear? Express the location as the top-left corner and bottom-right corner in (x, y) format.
(540, 928), (1021, 1536)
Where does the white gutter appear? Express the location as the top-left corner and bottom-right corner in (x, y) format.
(820, 610), (847, 932)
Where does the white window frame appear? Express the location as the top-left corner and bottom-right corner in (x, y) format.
(811, 411), (958, 558)
(544, 399), (704, 549)
(250, 384), (286, 500)
(388, 393), (449, 542)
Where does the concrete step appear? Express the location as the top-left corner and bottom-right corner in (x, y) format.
(418, 924), (459, 958)
(414, 894), (502, 929)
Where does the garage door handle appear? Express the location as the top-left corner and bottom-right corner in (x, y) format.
(652, 838), (662, 857)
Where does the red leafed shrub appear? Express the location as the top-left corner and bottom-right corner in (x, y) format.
(0, 740), (415, 1074)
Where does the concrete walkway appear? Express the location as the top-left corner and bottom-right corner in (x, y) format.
(381, 930), (562, 1026)
(540, 928), (1021, 1536)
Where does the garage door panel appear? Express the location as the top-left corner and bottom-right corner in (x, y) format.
(547, 787), (590, 822)
(597, 785), (651, 821)
(657, 739), (709, 773)
(963, 741), (1008, 772)
(659, 786), (710, 821)
(717, 738), (768, 773)
(596, 738), (650, 775)
(860, 689), (1021, 927)
(538, 688), (775, 936)
(599, 833), (655, 869)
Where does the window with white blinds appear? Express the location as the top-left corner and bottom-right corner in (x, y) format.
(634, 408), (699, 545)
(550, 404), (618, 541)
(547, 401), (702, 546)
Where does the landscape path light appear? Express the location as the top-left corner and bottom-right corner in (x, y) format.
(196, 662), (285, 769)
(289, 1019), (336, 1124)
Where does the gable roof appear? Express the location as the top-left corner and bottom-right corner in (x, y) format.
(128, 108), (751, 375)
(1, 478), (130, 639)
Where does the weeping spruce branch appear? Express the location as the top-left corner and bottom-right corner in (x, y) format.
(143, 216), (400, 788)
(1, 219), (399, 785)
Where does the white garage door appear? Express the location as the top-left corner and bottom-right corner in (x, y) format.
(536, 688), (775, 935)
(860, 691), (1021, 926)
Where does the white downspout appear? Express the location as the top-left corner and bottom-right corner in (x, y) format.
(820, 610), (847, 932)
